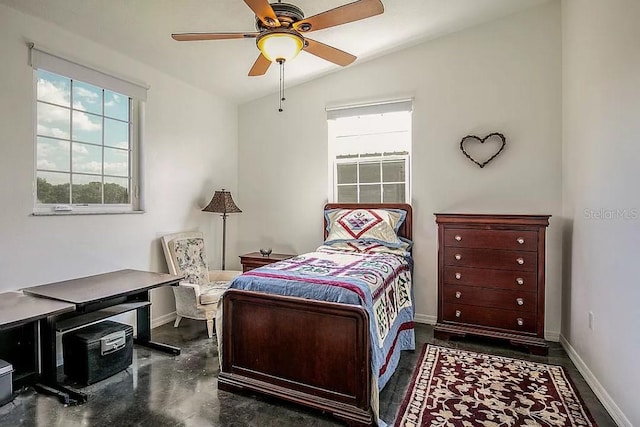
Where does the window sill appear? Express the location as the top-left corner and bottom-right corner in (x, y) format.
(32, 210), (145, 216)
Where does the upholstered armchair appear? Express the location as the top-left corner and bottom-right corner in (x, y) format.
(160, 231), (241, 338)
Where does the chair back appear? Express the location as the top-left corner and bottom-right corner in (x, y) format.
(160, 231), (210, 285)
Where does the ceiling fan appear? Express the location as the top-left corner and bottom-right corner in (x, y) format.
(171, 0), (384, 77)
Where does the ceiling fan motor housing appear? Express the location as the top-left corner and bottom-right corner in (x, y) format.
(256, 3), (304, 30)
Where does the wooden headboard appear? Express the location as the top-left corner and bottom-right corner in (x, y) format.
(323, 203), (413, 240)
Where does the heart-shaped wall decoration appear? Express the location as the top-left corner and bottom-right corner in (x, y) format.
(459, 132), (507, 168)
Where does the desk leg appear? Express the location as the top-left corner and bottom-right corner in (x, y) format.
(35, 316), (87, 405)
(134, 291), (180, 356)
(39, 317), (56, 384)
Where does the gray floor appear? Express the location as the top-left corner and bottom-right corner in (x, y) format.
(0, 321), (616, 426)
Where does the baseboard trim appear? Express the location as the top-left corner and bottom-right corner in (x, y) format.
(152, 311), (177, 329)
(559, 334), (632, 427)
(544, 330), (560, 342)
(414, 314), (436, 325)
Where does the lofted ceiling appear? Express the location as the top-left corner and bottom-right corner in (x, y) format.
(1, 0), (549, 103)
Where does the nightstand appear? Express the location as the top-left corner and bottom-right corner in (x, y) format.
(239, 252), (295, 272)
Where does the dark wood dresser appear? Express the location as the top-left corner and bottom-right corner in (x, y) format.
(434, 214), (551, 355)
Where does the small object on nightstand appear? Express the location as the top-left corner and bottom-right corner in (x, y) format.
(240, 251), (295, 272)
(259, 248), (272, 257)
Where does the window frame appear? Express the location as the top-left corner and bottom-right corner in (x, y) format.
(29, 45), (146, 215)
(327, 99), (413, 204)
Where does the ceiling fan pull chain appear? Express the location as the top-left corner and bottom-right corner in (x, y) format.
(278, 59), (285, 112)
(281, 60), (286, 103)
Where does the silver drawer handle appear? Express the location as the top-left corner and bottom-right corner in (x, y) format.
(517, 318), (524, 326)
(455, 272), (462, 280)
(516, 277), (524, 285)
(455, 310), (461, 318)
(517, 237), (525, 244)
(517, 298), (524, 306)
(516, 257), (524, 265)
(455, 291), (461, 299)
(455, 254), (462, 261)
(455, 235), (462, 241)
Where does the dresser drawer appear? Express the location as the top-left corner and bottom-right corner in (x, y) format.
(444, 229), (538, 251)
(443, 285), (536, 313)
(442, 303), (536, 333)
(443, 267), (537, 292)
(443, 247), (537, 271)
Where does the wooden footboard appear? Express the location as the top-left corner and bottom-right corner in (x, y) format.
(218, 289), (373, 426)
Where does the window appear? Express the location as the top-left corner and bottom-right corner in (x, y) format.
(29, 45), (148, 214)
(335, 153), (409, 203)
(327, 100), (412, 203)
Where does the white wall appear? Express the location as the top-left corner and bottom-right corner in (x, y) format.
(562, 0), (640, 425)
(238, 2), (563, 335)
(0, 4), (239, 322)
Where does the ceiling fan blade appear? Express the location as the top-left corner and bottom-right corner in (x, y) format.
(243, 0), (280, 27)
(172, 32), (258, 41)
(303, 38), (356, 66)
(248, 53), (272, 76)
(293, 0), (383, 33)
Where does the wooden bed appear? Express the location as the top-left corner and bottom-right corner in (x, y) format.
(218, 203), (413, 427)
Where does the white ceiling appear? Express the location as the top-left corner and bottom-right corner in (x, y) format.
(1, 0), (549, 103)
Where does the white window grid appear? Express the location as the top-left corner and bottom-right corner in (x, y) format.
(32, 73), (141, 215)
(333, 153), (410, 203)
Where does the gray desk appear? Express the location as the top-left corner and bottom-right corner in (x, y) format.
(0, 291), (75, 389)
(23, 269), (181, 404)
(0, 291), (75, 330)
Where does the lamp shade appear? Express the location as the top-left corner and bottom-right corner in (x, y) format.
(257, 32), (304, 62)
(202, 189), (242, 214)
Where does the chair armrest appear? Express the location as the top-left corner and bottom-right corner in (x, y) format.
(208, 270), (242, 282)
(174, 282), (201, 299)
(172, 282), (204, 314)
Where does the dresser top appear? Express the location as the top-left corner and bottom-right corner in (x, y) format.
(434, 213), (551, 226)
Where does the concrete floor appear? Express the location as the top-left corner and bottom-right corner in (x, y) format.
(0, 320), (616, 426)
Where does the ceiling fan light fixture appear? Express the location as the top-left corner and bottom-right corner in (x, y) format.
(257, 31), (304, 62)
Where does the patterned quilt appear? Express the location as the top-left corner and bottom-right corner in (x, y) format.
(227, 246), (415, 391)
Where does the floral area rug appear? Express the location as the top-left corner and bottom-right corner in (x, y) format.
(394, 344), (596, 427)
